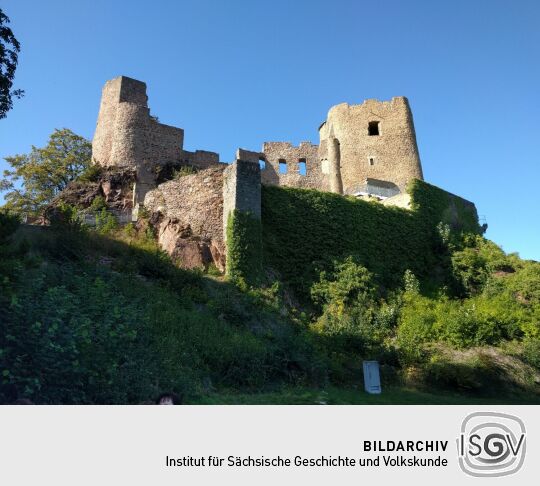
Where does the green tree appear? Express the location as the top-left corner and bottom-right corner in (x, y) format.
(1, 128), (92, 215)
(0, 8), (24, 118)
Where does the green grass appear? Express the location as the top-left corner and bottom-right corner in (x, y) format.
(191, 385), (540, 405)
(4, 216), (540, 405)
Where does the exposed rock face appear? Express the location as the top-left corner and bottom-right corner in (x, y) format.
(153, 217), (223, 271)
(53, 180), (101, 208)
(46, 167), (136, 217)
(144, 166), (226, 271)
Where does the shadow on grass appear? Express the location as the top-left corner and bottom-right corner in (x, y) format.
(5, 224), (540, 405)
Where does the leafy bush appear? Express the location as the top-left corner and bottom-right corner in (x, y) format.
(506, 261), (540, 304)
(522, 338), (540, 369)
(451, 235), (510, 296)
(78, 164), (103, 182)
(397, 291), (525, 362)
(94, 207), (118, 234)
(0, 210), (20, 242)
(0, 223), (323, 403)
(395, 293), (437, 363)
(89, 195), (107, 211)
(312, 257), (376, 316)
(0, 211), (22, 305)
(309, 258), (400, 382)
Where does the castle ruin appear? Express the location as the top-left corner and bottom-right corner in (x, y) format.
(92, 76), (423, 201)
(90, 76), (467, 275)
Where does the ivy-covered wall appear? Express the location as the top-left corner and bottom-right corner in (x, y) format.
(261, 179), (480, 299)
(226, 210), (263, 286)
(408, 179), (480, 234)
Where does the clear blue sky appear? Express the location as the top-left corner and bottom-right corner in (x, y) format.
(1, 0), (539, 259)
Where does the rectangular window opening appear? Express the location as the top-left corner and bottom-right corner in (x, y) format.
(279, 159), (287, 174)
(369, 157), (375, 166)
(259, 158), (266, 170)
(298, 158), (307, 176)
(368, 121), (380, 136)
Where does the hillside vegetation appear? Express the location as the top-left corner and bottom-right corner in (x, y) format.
(1, 184), (540, 403)
(0, 212), (323, 404)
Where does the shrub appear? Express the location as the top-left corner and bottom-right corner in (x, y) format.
(94, 207), (118, 234)
(451, 236), (509, 296)
(89, 195), (107, 212)
(397, 291), (526, 364)
(506, 261), (540, 304)
(312, 257), (376, 315)
(309, 258), (400, 382)
(173, 165), (197, 178)
(396, 293), (437, 363)
(0, 211), (20, 242)
(403, 269), (420, 294)
(522, 338), (540, 370)
(78, 164), (103, 182)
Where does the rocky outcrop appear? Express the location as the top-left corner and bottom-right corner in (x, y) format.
(43, 167), (136, 225)
(144, 166), (226, 272)
(49, 167), (136, 212)
(151, 215), (225, 271)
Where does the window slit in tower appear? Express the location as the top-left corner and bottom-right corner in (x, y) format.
(279, 159), (287, 174)
(368, 121), (380, 136)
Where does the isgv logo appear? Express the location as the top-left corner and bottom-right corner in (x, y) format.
(457, 412), (526, 477)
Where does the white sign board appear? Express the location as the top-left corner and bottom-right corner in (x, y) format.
(363, 360), (382, 394)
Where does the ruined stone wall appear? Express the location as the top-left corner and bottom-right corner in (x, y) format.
(92, 76), (227, 206)
(143, 166), (226, 270)
(319, 97), (423, 195)
(261, 142), (327, 190)
(181, 149), (221, 170)
(222, 159), (263, 283)
(144, 166), (225, 244)
(93, 78), (423, 205)
(222, 160), (261, 238)
(92, 76), (184, 169)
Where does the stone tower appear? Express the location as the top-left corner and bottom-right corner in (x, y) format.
(92, 76), (185, 201)
(92, 76), (184, 168)
(318, 97), (423, 196)
(92, 76), (225, 204)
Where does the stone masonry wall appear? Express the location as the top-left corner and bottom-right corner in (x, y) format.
(222, 159), (263, 283)
(261, 142), (327, 190)
(143, 166), (226, 270)
(92, 76), (223, 206)
(93, 77), (424, 204)
(182, 149), (220, 170)
(318, 97), (423, 195)
(92, 76), (184, 169)
(222, 160), (261, 241)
